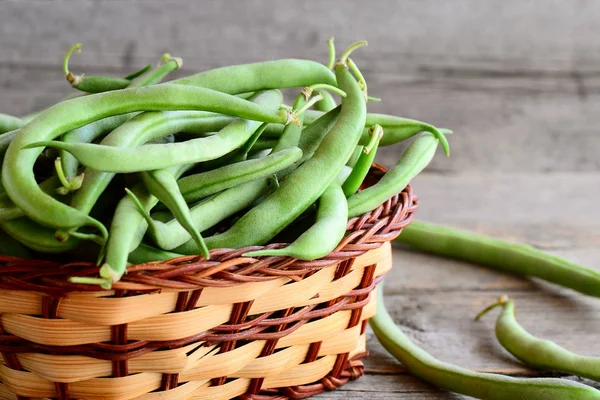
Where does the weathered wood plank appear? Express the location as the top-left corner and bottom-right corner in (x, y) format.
(2, 1), (600, 172)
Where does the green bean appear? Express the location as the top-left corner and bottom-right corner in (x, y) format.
(140, 167), (209, 259)
(346, 146), (363, 168)
(123, 64), (152, 80)
(0, 114), (25, 134)
(3, 85), (290, 236)
(335, 165), (353, 186)
(371, 285), (600, 400)
(297, 106), (341, 165)
(312, 89), (337, 112)
(63, 44), (133, 93)
(343, 124), (383, 197)
(178, 147), (302, 204)
(396, 221), (600, 298)
(60, 114), (136, 178)
(139, 178), (272, 253)
(128, 243), (183, 264)
(127, 53), (182, 88)
(245, 184), (347, 260)
(171, 59), (337, 93)
(0, 218), (79, 253)
(0, 226), (33, 258)
(477, 296), (600, 382)
(198, 47), (366, 250)
(347, 132), (442, 218)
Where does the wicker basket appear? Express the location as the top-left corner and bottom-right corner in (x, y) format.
(0, 167), (417, 400)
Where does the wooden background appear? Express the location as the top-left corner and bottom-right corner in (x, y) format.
(1, 1), (599, 398)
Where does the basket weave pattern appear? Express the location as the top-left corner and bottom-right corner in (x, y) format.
(0, 180), (417, 400)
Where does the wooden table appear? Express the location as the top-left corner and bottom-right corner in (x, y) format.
(2, 1), (599, 398)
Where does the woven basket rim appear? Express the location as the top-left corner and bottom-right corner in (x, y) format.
(0, 164), (418, 294)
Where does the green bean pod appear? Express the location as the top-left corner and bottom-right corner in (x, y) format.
(141, 168), (209, 259)
(296, 106), (341, 165)
(198, 62), (366, 250)
(171, 59), (337, 93)
(478, 297), (600, 382)
(127, 243), (183, 264)
(0, 226), (33, 258)
(396, 221), (600, 298)
(312, 89), (337, 112)
(127, 54), (182, 88)
(0, 218), (79, 253)
(347, 132), (442, 218)
(244, 184), (348, 260)
(142, 178), (272, 253)
(0, 114), (25, 135)
(2, 85), (289, 235)
(342, 125), (383, 197)
(63, 43), (151, 93)
(371, 285), (600, 400)
(178, 147), (302, 204)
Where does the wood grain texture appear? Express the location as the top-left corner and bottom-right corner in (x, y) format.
(1, 0), (600, 172)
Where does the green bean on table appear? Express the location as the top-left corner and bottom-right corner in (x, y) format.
(476, 296), (600, 382)
(371, 285), (600, 400)
(395, 220), (600, 298)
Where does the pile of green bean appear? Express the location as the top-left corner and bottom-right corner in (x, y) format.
(0, 40), (450, 288)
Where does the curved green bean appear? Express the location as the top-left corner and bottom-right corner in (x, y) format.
(171, 59), (337, 93)
(347, 132), (442, 218)
(371, 285), (600, 400)
(342, 124), (383, 197)
(178, 147), (302, 204)
(477, 296), (600, 382)
(63, 44), (134, 93)
(127, 53), (182, 88)
(244, 184), (347, 260)
(396, 221), (600, 298)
